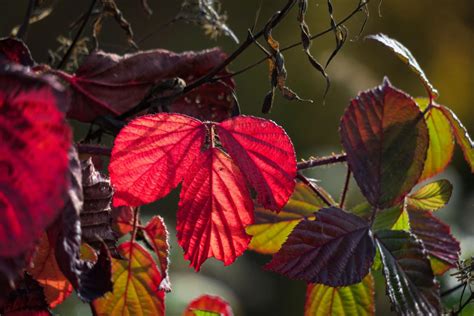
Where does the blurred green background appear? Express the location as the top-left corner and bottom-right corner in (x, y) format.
(1, 1), (473, 315)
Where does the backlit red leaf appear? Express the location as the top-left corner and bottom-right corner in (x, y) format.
(60, 48), (235, 122)
(340, 78), (429, 209)
(92, 241), (165, 316)
(143, 216), (171, 292)
(0, 38), (35, 66)
(183, 295), (233, 316)
(217, 116), (296, 211)
(0, 66), (71, 257)
(109, 113), (206, 206)
(177, 148), (253, 271)
(266, 207), (375, 286)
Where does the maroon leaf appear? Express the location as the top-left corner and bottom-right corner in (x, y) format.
(1, 274), (49, 316)
(0, 66), (71, 258)
(340, 78), (429, 209)
(0, 38), (35, 66)
(59, 48), (235, 122)
(408, 209), (460, 273)
(143, 216), (171, 292)
(217, 116), (297, 211)
(266, 207), (375, 286)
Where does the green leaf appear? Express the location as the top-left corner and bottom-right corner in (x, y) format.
(246, 181), (334, 254)
(415, 99), (455, 181)
(305, 273), (375, 316)
(192, 311), (221, 316)
(373, 205), (410, 232)
(407, 179), (453, 211)
(367, 34), (438, 98)
(438, 105), (474, 173)
(376, 230), (440, 315)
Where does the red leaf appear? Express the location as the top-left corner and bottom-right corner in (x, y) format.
(217, 116), (296, 211)
(109, 113), (206, 206)
(143, 216), (171, 292)
(0, 37), (35, 66)
(60, 48), (235, 122)
(266, 207), (375, 286)
(177, 148), (253, 270)
(183, 295), (234, 316)
(0, 66), (71, 257)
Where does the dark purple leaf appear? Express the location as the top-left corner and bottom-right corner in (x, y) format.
(0, 38), (35, 67)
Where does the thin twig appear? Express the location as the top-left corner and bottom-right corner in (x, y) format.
(297, 173), (333, 207)
(76, 143), (112, 156)
(57, 0), (97, 69)
(297, 153), (347, 170)
(339, 167), (351, 208)
(17, 0), (36, 40)
(442, 283), (466, 297)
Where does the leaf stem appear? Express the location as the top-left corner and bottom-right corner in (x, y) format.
(339, 167), (351, 208)
(297, 153), (347, 170)
(57, 0), (97, 69)
(297, 173), (333, 207)
(17, 0), (35, 40)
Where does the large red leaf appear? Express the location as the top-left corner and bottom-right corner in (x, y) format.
(183, 295), (233, 316)
(109, 113), (206, 206)
(340, 78), (429, 209)
(217, 116), (296, 211)
(0, 66), (71, 257)
(59, 48), (235, 122)
(266, 207), (375, 286)
(177, 148), (254, 271)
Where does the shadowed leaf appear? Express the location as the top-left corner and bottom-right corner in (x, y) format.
(246, 182), (334, 254)
(1, 274), (50, 316)
(376, 230), (440, 315)
(266, 207), (375, 286)
(305, 273), (375, 316)
(340, 78), (429, 209)
(0, 38), (35, 66)
(407, 179), (452, 211)
(183, 294), (233, 316)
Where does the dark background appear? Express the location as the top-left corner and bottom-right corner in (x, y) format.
(1, 1), (473, 315)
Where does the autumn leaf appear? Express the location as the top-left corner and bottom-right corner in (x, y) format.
(183, 295), (233, 316)
(92, 241), (165, 316)
(58, 48), (235, 122)
(177, 148), (253, 270)
(266, 207), (375, 286)
(406, 179), (452, 211)
(143, 216), (171, 291)
(217, 116), (297, 211)
(0, 37), (35, 66)
(246, 181), (334, 254)
(0, 66), (71, 259)
(340, 78), (429, 209)
(376, 230), (440, 315)
(111, 205), (134, 236)
(305, 273), (375, 316)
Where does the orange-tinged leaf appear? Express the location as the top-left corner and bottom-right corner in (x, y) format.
(246, 182), (334, 254)
(183, 295), (233, 316)
(438, 105), (474, 173)
(92, 241), (165, 316)
(143, 216), (171, 291)
(112, 206), (134, 236)
(415, 99), (455, 181)
(177, 148), (253, 270)
(305, 273), (375, 316)
(109, 113), (206, 207)
(27, 234), (72, 308)
(407, 179), (452, 211)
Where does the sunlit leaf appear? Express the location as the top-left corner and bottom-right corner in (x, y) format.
(109, 113), (206, 207)
(415, 99), (454, 181)
(304, 273), (375, 316)
(177, 148), (253, 270)
(246, 182), (334, 254)
(217, 116), (297, 211)
(143, 216), (171, 291)
(183, 294), (233, 316)
(407, 179), (452, 211)
(376, 230), (440, 315)
(438, 105), (474, 173)
(408, 208), (460, 275)
(367, 34), (438, 98)
(266, 207), (375, 286)
(92, 242), (165, 316)
(372, 205), (410, 232)
(340, 78), (429, 209)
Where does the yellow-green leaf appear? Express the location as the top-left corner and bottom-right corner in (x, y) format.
(92, 241), (165, 316)
(416, 99), (455, 181)
(246, 182), (334, 254)
(304, 273), (375, 316)
(407, 179), (452, 211)
(373, 205), (410, 232)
